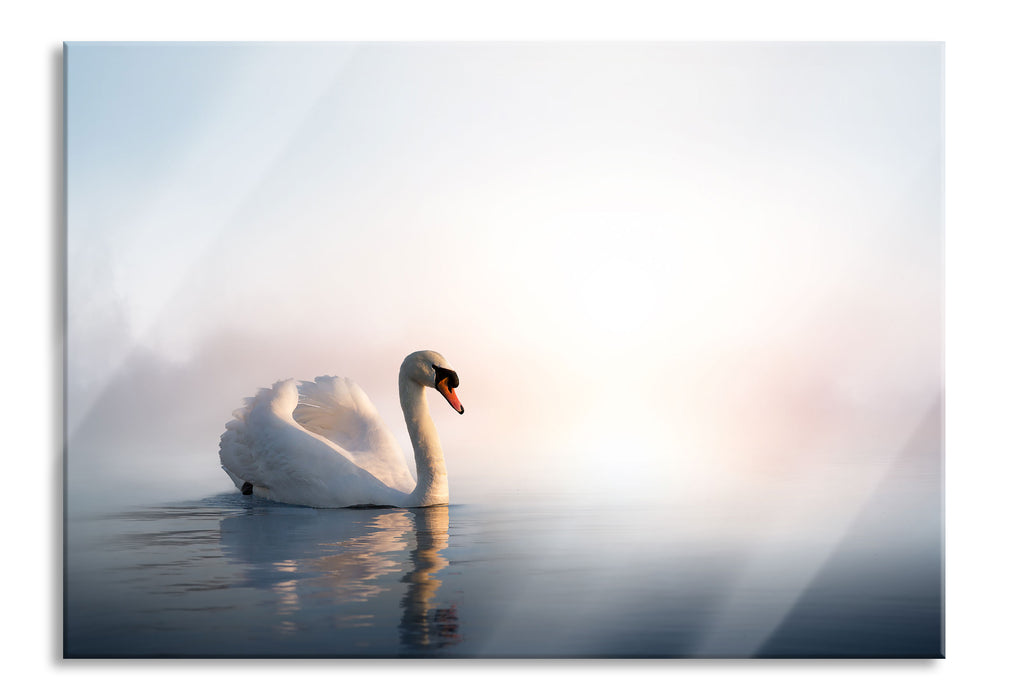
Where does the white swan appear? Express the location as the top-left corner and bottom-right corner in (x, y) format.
(219, 350), (464, 508)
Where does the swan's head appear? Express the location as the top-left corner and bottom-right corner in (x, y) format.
(401, 350), (464, 415)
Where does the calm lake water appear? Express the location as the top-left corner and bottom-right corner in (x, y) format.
(64, 470), (942, 658)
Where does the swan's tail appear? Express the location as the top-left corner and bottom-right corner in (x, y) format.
(219, 379), (297, 491)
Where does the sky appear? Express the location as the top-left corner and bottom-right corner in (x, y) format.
(65, 42), (943, 514)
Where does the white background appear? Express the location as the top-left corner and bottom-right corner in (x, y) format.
(2, 0), (1007, 697)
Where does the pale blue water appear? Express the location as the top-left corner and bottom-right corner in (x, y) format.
(64, 476), (941, 658)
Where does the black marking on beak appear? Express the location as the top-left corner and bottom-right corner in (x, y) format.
(433, 364), (460, 389)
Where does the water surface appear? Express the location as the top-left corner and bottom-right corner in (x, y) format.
(64, 478), (941, 658)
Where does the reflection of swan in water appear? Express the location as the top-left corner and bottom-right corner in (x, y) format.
(218, 502), (458, 652)
(303, 511), (414, 607)
(400, 506), (459, 650)
(220, 351), (464, 508)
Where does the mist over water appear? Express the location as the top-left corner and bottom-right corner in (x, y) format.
(65, 399), (941, 658)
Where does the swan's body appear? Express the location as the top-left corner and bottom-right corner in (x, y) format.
(219, 350), (464, 508)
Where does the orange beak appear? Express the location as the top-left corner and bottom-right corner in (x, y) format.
(436, 378), (464, 414)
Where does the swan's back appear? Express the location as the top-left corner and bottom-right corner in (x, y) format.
(219, 376), (414, 505)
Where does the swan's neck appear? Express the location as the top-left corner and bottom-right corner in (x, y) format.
(399, 374), (449, 507)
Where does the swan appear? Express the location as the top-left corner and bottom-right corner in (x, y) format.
(219, 350), (464, 508)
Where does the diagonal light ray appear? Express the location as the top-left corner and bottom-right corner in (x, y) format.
(694, 397), (941, 657)
(66, 44), (364, 435)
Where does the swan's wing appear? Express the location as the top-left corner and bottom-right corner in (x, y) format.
(220, 379), (411, 506)
(293, 376), (414, 491)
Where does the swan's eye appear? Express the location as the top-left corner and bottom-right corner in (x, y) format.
(433, 364), (459, 389)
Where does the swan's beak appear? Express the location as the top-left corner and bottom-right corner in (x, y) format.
(436, 379), (464, 414)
